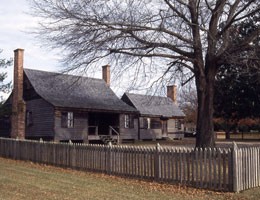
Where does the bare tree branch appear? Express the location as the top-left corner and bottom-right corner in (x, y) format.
(29, 0), (260, 147)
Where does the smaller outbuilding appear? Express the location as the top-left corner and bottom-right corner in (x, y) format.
(121, 86), (185, 140)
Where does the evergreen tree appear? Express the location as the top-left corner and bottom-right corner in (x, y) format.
(0, 50), (12, 104)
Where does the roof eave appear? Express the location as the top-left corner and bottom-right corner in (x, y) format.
(54, 106), (139, 114)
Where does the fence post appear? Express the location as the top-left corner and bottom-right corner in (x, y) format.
(69, 142), (76, 169)
(154, 143), (161, 181)
(106, 142), (112, 175)
(13, 138), (17, 160)
(232, 142), (239, 192)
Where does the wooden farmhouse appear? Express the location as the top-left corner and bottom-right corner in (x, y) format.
(121, 87), (185, 140)
(0, 48), (185, 143)
(0, 49), (139, 144)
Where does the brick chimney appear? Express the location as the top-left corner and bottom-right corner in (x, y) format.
(11, 48), (26, 139)
(167, 85), (177, 104)
(102, 65), (110, 86)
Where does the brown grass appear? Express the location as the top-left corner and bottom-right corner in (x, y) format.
(0, 157), (259, 200)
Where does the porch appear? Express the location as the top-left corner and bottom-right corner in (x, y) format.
(87, 112), (120, 144)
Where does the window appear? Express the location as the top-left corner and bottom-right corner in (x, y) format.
(140, 118), (162, 129)
(139, 117), (150, 129)
(26, 111), (33, 126)
(124, 114), (134, 128)
(61, 112), (74, 128)
(175, 119), (181, 130)
(67, 112), (74, 128)
(125, 114), (130, 128)
(150, 118), (161, 129)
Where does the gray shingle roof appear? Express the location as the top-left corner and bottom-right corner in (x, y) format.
(24, 68), (137, 113)
(122, 93), (185, 118)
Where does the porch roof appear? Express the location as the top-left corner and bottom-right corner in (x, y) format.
(24, 68), (137, 113)
(122, 93), (185, 118)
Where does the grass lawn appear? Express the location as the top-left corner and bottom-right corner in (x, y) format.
(0, 157), (260, 200)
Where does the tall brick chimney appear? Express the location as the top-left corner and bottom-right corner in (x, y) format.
(11, 48), (26, 139)
(167, 85), (177, 104)
(102, 65), (110, 86)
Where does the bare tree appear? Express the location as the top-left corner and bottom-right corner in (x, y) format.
(179, 86), (197, 130)
(30, 0), (260, 147)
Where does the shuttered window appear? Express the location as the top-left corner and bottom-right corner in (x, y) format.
(150, 118), (161, 129)
(124, 114), (134, 128)
(175, 119), (181, 130)
(140, 118), (162, 129)
(140, 117), (149, 129)
(67, 112), (74, 128)
(61, 112), (74, 128)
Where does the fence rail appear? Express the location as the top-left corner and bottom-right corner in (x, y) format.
(0, 137), (259, 192)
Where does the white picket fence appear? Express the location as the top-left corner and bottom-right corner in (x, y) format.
(0, 137), (259, 192)
(233, 144), (260, 192)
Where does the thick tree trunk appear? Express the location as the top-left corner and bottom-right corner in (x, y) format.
(195, 66), (216, 148)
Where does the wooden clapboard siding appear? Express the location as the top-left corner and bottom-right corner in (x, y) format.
(119, 114), (138, 140)
(54, 110), (88, 142)
(139, 129), (162, 140)
(0, 137), (260, 192)
(25, 99), (55, 139)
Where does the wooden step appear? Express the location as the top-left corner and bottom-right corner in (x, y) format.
(99, 135), (117, 145)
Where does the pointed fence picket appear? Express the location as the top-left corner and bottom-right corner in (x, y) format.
(0, 137), (259, 192)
